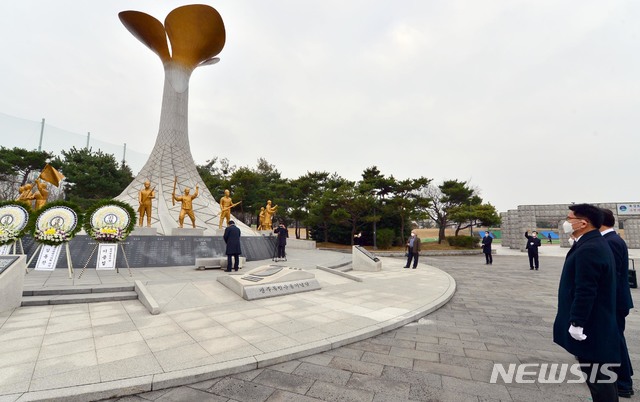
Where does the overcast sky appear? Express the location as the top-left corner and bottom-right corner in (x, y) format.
(1, 1), (639, 213)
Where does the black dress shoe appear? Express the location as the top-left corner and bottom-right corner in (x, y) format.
(403, 266), (409, 268)
(618, 389), (634, 398)
(224, 270), (231, 272)
(530, 268), (534, 270)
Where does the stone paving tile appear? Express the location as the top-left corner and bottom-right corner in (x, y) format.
(208, 377), (275, 402)
(379, 365), (441, 388)
(305, 380), (374, 402)
(347, 372), (411, 398)
(329, 356), (385, 377)
(265, 389), (324, 402)
(325, 346), (365, 361)
(360, 351), (414, 369)
(265, 360), (301, 374)
(299, 353), (334, 366)
(252, 368), (315, 394)
(151, 387), (228, 401)
(367, 336), (416, 350)
(412, 360), (473, 380)
(292, 362), (352, 386)
(388, 346), (439, 362)
(392, 332), (439, 344)
(347, 340), (392, 354)
(442, 373), (513, 400)
(407, 384), (480, 402)
(98, 354), (163, 382)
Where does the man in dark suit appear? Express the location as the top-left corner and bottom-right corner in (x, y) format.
(273, 223), (288, 261)
(524, 230), (541, 270)
(600, 208), (634, 398)
(481, 231), (493, 265)
(223, 220), (242, 272)
(553, 204), (619, 402)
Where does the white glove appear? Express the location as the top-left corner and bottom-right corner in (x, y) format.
(568, 325), (587, 341)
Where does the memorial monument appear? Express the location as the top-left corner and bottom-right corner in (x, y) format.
(115, 5), (253, 235)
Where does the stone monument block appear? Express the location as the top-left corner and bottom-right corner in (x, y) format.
(217, 264), (320, 300)
(287, 238), (316, 250)
(352, 246), (382, 272)
(195, 256), (246, 270)
(0, 255), (26, 313)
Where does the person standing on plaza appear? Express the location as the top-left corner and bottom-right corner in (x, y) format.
(548, 233), (553, 243)
(553, 203), (619, 402)
(481, 231), (493, 265)
(403, 231), (421, 269)
(273, 222), (288, 261)
(223, 220), (242, 272)
(524, 230), (541, 270)
(600, 208), (634, 398)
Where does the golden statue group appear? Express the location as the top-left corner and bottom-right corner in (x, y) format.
(136, 181), (278, 232)
(258, 200), (278, 230)
(15, 164), (65, 210)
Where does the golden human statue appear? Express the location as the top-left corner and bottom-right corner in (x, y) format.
(257, 207), (265, 230)
(172, 183), (199, 228)
(263, 200), (278, 230)
(33, 179), (49, 210)
(138, 180), (155, 227)
(16, 183), (35, 208)
(218, 189), (241, 228)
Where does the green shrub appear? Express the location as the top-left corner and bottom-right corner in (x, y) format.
(376, 228), (395, 249)
(446, 235), (479, 248)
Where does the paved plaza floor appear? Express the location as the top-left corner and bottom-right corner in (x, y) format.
(1, 245), (639, 401)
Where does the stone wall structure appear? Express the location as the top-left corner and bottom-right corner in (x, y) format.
(503, 203), (640, 250)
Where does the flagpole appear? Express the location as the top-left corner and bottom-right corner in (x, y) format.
(38, 118), (45, 151)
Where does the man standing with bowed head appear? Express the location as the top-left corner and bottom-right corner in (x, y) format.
(553, 204), (619, 402)
(481, 231), (493, 265)
(600, 208), (634, 398)
(223, 220), (242, 272)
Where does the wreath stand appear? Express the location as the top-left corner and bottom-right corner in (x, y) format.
(26, 242), (74, 279)
(77, 242), (132, 279)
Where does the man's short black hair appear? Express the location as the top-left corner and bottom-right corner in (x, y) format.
(569, 203), (604, 229)
(229, 220), (235, 225)
(600, 208), (615, 227)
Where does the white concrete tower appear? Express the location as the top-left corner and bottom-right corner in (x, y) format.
(116, 5), (253, 235)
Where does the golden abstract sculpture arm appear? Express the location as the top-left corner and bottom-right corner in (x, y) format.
(119, 5), (225, 70)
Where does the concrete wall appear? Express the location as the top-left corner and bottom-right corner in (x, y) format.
(0, 255), (26, 313)
(503, 203), (640, 249)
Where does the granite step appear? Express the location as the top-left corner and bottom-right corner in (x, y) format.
(23, 285), (135, 296)
(21, 291), (139, 306)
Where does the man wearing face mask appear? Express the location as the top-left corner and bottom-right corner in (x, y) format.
(481, 231), (493, 265)
(553, 204), (619, 402)
(524, 230), (541, 270)
(403, 231), (421, 269)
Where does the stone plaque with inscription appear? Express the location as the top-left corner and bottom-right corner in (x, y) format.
(217, 264), (321, 300)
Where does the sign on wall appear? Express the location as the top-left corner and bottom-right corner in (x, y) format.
(617, 204), (640, 215)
